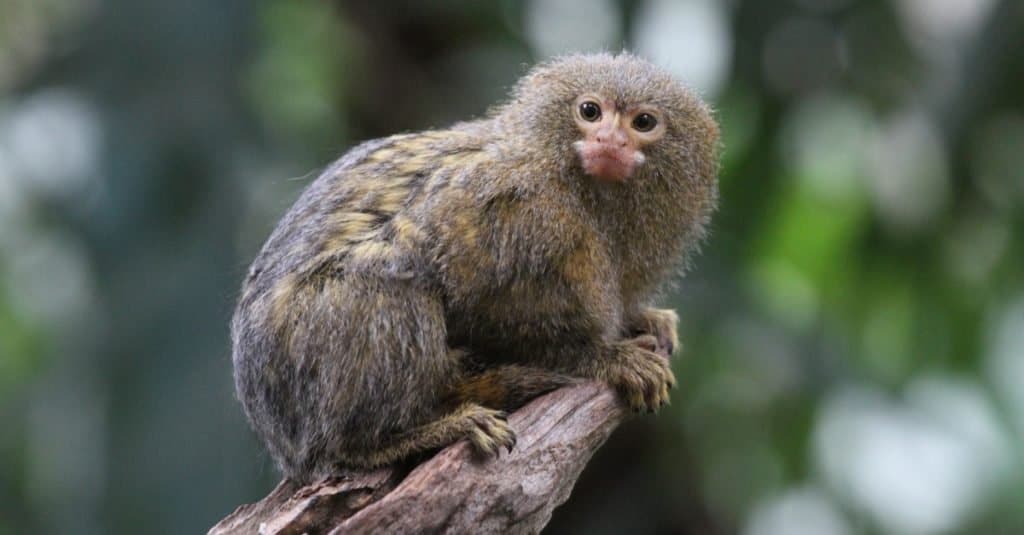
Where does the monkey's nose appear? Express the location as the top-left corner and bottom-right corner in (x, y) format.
(595, 128), (629, 147)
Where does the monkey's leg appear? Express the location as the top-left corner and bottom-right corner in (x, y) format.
(450, 365), (578, 412)
(270, 273), (521, 478)
(335, 402), (516, 468)
(627, 307), (679, 356)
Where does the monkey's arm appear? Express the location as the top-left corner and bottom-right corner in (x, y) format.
(457, 188), (676, 414)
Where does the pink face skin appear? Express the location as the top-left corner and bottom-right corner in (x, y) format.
(571, 94), (667, 183)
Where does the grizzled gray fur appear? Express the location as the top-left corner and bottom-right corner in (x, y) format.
(231, 53), (719, 483)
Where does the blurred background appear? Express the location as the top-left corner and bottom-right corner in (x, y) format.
(0, 0), (1021, 533)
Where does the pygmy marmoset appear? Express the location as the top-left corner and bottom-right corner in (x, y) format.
(231, 52), (719, 483)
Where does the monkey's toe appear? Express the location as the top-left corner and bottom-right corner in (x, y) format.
(464, 407), (517, 458)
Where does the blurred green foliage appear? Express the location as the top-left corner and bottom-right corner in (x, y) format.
(0, 0), (1021, 534)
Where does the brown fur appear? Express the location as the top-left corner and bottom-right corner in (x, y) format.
(231, 52), (719, 482)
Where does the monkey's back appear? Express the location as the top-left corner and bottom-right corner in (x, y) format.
(230, 125), (508, 478)
(238, 131), (477, 294)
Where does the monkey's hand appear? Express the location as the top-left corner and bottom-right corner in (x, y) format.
(600, 336), (677, 413)
(628, 307), (679, 357)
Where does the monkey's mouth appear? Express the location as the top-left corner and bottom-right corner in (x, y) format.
(574, 141), (643, 183)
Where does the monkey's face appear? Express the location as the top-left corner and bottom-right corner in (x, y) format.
(570, 94), (666, 183)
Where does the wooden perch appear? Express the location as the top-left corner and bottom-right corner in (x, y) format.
(210, 381), (629, 534)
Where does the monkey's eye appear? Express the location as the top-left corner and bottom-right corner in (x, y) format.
(632, 113), (658, 132)
(578, 101), (602, 122)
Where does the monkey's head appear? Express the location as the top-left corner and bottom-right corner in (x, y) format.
(499, 52), (718, 186)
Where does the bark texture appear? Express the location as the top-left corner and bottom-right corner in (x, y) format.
(210, 381), (628, 534)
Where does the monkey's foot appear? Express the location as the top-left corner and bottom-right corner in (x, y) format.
(459, 405), (517, 458)
(630, 307), (679, 357)
(609, 335), (677, 413)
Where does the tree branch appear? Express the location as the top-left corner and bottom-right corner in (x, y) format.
(209, 381), (628, 534)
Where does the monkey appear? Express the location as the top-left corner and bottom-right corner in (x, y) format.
(231, 52), (719, 484)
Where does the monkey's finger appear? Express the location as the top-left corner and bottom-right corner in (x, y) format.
(632, 334), (659, 353)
